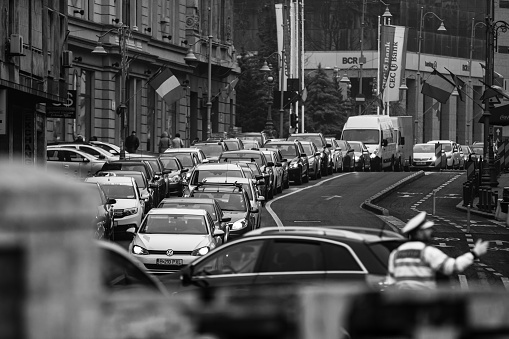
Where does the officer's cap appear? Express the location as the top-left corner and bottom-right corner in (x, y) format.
(401, 211), (434, 234)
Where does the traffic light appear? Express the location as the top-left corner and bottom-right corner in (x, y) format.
(290, 114), (297, 128)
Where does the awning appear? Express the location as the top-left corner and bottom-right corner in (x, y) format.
(0, 79), (66, 104)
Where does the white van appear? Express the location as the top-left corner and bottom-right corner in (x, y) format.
(341, 115), (397, 171)
(391, 116), (414, 171)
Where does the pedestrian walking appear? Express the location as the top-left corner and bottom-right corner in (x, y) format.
(158, 131), (171, 153)
(125, 131), (140, 153)
(386, 211), (489, 290)
(172, 133), (184, 149)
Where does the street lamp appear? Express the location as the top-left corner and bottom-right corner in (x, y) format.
(415, 6), (446, 143)
(468, 18), (486, 149)
(92, 22), (135, 159)
(260, 51), (286, 139)
(259, 65), (276, 138)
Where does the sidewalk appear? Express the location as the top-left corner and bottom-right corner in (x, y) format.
(455, 171), (509, 221)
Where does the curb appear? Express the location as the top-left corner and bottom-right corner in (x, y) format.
(455, 201), (496, 219)
(361, 170), (426, 216)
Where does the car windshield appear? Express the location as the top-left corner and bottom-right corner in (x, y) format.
(290, 136), (323, 147)
(195, 144), (223, 157)
(139, 215), (207, 234)
(224, 140), (240, 150)
(157, 203), (216, 220)
(221, 154), (264, 167)
(194, 192), (246, 211)
(265, 144), (297, 158)
(160, 157), (181, 170)
(99, 184), (136, 199)
(114, 173), (146, 189)
(302, 144), (315, 155)
(262, 153), (274, 162)
(102, 164), (150, 179)
(193, 169), (243, 184)
(342, 130), (380, 144)
(413, 144), (435, 153)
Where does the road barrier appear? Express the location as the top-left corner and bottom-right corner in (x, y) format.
(434, 143), (443, 169)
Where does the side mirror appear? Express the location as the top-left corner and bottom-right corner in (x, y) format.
(257, 195), (265, 202)
(202, 159), (210, 163)
(326, 143), (332, 148)
(255, 174), (264, 180)
(221, 216), (232, 223)
(163, 169), (172, 174)
(382, 139), (388, 147)
(140, 192), (150, 200)
(400, 137), (405, 145)
(126, 227), (136, 234)
(83, 158), (90, 163)
(213, 229), (225, 237)
(257, 180), (265, 186)
(153, 174), (160, 180)
(98, 154), (106, 160)
(107, 198), (117, 205)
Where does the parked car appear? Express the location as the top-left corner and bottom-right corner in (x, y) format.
(85, 176), (147, 237)
(161, 226), (405, 293)
(158, 197), (231, 244)
(260, 149), (284, 194)
(236, 132), (268, 147)
(260, 147), (289, 189)
(191, 181), (258, 239)
(127, 208), (224, 274)
(263, 139), (309, 185)
(335, 140), (355, 172)
(83, 181), (116, 241)
(192, 141), (229, 163)
(288, 132), (333, 176)
(48, 143), (119, 161)
(99, 159), (166, 207)
(326, 137), (344, 173)
(299, 141), (322, 180)
(410, 143), (446, 171)
(46, 148), (106, 180)
(348, 141), (372, 172)
(94, 170), (154, 213)
(427, 140), (462, 169)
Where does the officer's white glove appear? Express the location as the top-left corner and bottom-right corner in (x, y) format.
(471, 239), (489, 259)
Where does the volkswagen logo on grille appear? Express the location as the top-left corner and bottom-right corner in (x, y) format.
(166, 249), (174, 256)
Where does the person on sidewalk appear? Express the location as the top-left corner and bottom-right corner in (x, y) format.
(386, 211), (489, 290)
(158, 131), (171, 153)
(125, 131), (140, 153)
(171, 133), (184, 149)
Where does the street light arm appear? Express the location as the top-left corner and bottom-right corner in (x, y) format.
(422, 11), (445, 23)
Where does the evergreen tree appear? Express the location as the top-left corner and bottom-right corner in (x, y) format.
(303, 65), (348, 136)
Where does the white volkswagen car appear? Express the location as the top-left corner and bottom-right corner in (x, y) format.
(127, 208), (224, 274)
(85, 176), (146, 235)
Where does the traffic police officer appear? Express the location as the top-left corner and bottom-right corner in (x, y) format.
(387, 211), (489, 290)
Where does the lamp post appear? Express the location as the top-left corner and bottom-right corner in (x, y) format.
(260, 51), (286, 139)
(415, 6), (446, 143)
(482, 3), (509, 187)
(468, 18), (486, 148)
(92, 22), (134, 159)
(183, 4), (213, 140)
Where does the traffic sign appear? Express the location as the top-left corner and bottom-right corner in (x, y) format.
(47, 90), (77, 118)
(494, 126), (503, 146)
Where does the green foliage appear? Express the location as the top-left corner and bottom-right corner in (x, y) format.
(303, 65), (349, 136)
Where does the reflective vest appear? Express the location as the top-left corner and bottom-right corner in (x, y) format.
(389, 241), (436, 290)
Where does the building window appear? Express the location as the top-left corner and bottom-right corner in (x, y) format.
(500, 0), (509, 8)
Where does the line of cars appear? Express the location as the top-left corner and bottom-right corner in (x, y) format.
(410, 140), (478, 171)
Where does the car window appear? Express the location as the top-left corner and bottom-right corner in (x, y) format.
(160, 157), (181, 170)
(140, 215), (207, 234)
(78, 146), (102, 157)
(193, 240), (265, 275)
(158, 202), (216, 220)
(100, 183), (137, 199)
(323, 243), (363, 271)
(260, 240), (324, 272)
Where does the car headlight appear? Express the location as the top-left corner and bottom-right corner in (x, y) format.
(191, 246), (210, 256)
(124, 207), (138, 216)
(290, 160), (299, 168)
(431, 155), (437, 161)
(230, 218), (247, 230)
(169, 175), (181, 183)
(132, 245), (149, 255)
(320, 152), (325, 158)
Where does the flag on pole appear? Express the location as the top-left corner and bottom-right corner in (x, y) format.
(225, 77), (239, 97)
(432, 101), (441, 117)
(480, 80), (509, 101)
(444, 67), (465, 101)
(148, 68), (185, 105)
(421, 69), (456, 104)
(480, 63), (504, 87)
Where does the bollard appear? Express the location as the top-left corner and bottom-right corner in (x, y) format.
(433, 189), (436, 215)
(467, 205), (471, 233)
(488, 189), (493, 211)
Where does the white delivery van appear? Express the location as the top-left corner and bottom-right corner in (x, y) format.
(341, 115), (397, 171)
(391, 116), (414, 171)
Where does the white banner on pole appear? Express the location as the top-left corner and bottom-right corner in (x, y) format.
(384, 25), (408, 102)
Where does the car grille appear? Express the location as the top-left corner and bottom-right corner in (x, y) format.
(144, 264), (183, 271)
(114, 209), (126, 218)
(148, 250), (192, 255)
(413, 158), (432, 162)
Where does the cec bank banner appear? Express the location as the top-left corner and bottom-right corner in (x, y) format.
(379, 25), (408, 102)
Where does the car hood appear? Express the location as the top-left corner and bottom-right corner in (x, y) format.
(134, 234), (211, 250)
(111, 199), (139, 209)
(222, 210), (248, 221)
(364, 145), (379, 154)
(413, 152), (435, 158)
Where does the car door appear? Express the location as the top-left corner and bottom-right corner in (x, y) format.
(182, 239), (266, 290)
(61, 149), (83, 179)
(322, 242), (369, 282)
(255, 239), (326, 285)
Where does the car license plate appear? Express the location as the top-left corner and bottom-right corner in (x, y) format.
(157, 258), (183, 265)
(416, 162), (426, 165)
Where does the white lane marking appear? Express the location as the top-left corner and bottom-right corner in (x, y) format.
(502, 277), (509, 291)
(458, 275), (469, 290)
(322, 195), (342, 200)
(265, 172), (353, 228)
(294, 220), (321, 223)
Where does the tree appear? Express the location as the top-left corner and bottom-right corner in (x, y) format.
(303, 65), (349, 136)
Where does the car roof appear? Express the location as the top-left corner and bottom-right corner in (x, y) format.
(147, 208), (208, 216)
(85, 176), (135, 184)
(164, 148), (202, 153)
(427, 140), (454, 143)
(221, 150), (263, 155)
(159, 197), (217, 204)
(97, 170), (147, 178)
(201, 177), (252, 184)
(196, 163), (243, 169)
